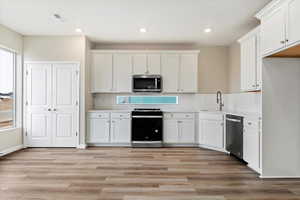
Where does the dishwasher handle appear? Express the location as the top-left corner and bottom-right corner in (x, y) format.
(226, 118), (242, 123)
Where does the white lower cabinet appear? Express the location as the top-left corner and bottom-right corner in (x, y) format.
(87, 112), (131, 145)
(163, 113), (195, 145)
(198, 113), (224, 150)
(243, 117), (261, 172)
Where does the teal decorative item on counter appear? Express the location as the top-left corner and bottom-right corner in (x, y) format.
(117, 96), (178, 105)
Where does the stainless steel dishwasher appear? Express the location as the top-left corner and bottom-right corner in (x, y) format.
(226, 114), (244, 160)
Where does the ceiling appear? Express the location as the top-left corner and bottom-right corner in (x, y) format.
(0, 0), (271, 45)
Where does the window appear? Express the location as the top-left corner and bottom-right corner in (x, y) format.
(117, 96), (178, 105)
(0, 48), (16, 129)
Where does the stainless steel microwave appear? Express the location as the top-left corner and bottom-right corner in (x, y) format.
(132, 75), (162, 93)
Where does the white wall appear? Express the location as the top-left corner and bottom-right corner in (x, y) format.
(23, 36), (88, 145)
(228, 42), (241, 93)
(262, 58), (300, 177)
(0, 24), (23, 151)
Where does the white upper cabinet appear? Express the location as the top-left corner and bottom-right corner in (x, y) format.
(161, 54), (180, 93)
(113, 54), (132, 93)
(261, 6), (286, 56)
(287, 0), (300, 46)
(257, 0), (300, 57)
(180, 54), (198, 93)
(239, 27), (261, 92)
(91, 53), (113, 93)
(90, 51), (198, 93)
(133, 54), (147, 74)
(147, 54), (161, 74)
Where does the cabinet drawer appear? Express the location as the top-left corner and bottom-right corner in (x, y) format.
(199, 113), (223, 121)
(164, 113), (194, 119)
(111, 112), (131, 119)
(88, 112), (110, 119)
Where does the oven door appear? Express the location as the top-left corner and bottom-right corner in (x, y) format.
(133, 76), (161, 92)
(132, 116), (163, 142)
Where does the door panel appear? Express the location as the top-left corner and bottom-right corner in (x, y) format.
(113, 54), (132, 93)
(87, 118), (110, 143)
(147, 54), (161, 74)
(179, 120), (195, 143)
(202, 120), (223, 149)
(180, 54), (198, 93)
(287, 0), (300, 46)
(163, 120), (179, 143)
(261, 6), (286, 55)
(91, 53), (113, 92)
(161, 54), (180, 93)
(26, 64), (52, 147)
(133, 54), (147, 74)
(52, 64), (79, 147)
(111, 118), (131, 143)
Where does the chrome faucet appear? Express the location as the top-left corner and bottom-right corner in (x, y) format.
(216, 91), (224, 111)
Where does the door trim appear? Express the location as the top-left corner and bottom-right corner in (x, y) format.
(23, 61), (80, 148)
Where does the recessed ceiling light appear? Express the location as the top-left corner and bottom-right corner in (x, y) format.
(75, 28), (83, 33)
(140, 28), (147, 33)
(204, 28), (212, 33)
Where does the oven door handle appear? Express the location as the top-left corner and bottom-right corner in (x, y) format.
(132, 116), (163, 119)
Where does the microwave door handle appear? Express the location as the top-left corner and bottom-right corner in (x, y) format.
(155, 78), (157, 89)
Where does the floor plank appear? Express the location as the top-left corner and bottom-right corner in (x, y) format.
(0, 147), (299, 200)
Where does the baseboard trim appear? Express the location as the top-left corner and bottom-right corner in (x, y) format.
(198, 144), (228, 153)
(77, 144), (87, 149)
(0, 145), (24, 157)
(87, 143), (131, 147)
(260, 175), (300, 179)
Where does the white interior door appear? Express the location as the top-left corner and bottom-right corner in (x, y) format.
(26, 63), (52, 147)
(52, 64), (79, 147)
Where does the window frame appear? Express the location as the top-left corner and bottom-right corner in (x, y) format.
(0, 47), (17, 131)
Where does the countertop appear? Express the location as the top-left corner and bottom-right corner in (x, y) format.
(88, 108), (261, 118)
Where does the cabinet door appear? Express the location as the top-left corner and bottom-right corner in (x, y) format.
(287, 0), (300, 46)
(178, 120), (195, 143)
(201, 120), (223, 149)
(52, 64), (79, 147)
(87, 118), (110, 143)
(91, 53), (113, 92)
(133, 54), (147, 74)
(163, 119), (179, 143)
(261, 6), (286, 55)
(240, 36), (257, 91)
(113, 54), (132, 93)
(243, 126), (260, 170)
(111, 118), (131, 143)
(180, 54), (198, 93)
(161, 54), (180, 93)
(26, 64), (53, 147)
(147, 54), (161, 74)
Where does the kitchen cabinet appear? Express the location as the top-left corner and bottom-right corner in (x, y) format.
(257, 0), (300, 56)
(162, 53), (198, 93)
(199, 113), (224, 151)
(239, 27), (261, 92)
(163, 113), (195, 145)
(90, 50), (199, 94)
(161, 54), (180, 93)
(180, 54), (198, 93)
(133, 54), (161, 75)
(113, 54), (132, 93)
(261, 6), (286, 56)
(243, 117), (261, 172)
(87, 111), (131, 145)
(87, 113), (110, 143)
(91, 53), (113, 93)
(110, 113), (131, 143)
(287, 0), (300, 47)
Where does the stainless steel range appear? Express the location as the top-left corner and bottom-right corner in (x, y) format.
(131, 108), (163, 147)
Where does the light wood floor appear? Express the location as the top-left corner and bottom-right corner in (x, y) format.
(1, 147), (300, 200)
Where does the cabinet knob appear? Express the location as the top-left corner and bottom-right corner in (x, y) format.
(286, 39), (289, 42)
(48, 108), (52, 111)
(53, 108), (57, 111)
(248, 122), (252, 125)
